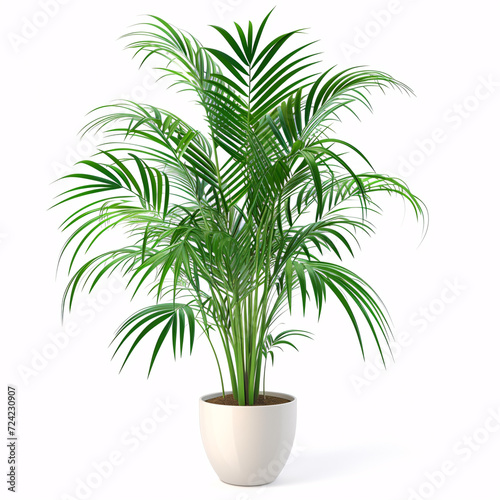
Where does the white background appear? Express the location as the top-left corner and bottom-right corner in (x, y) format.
(2, 0), (500, 499)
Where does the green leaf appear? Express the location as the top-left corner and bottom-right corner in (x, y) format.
(203, 48), (249, 86)
(210, 25), (248, 64)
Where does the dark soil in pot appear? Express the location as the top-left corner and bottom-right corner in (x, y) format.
(206, 394), (291, 406)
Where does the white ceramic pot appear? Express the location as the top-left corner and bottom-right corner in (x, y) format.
(199, 391), (297, 486)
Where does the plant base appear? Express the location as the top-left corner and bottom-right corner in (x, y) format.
(199, 392), (297, 486)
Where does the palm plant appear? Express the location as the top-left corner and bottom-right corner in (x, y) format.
(55, 11), (426, 406)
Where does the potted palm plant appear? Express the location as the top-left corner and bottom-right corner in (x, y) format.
(55, 11), (426, 486)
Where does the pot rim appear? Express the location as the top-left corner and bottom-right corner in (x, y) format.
(200, 391), (296, 407)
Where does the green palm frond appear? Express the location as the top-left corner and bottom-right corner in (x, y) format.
(110, 303), (197, 375)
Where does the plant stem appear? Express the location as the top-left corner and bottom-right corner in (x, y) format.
(263, 355), (267, 398)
